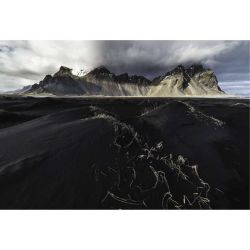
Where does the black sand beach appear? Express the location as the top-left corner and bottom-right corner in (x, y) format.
(0, 96), (249, 209)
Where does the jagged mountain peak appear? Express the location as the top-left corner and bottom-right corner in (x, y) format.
(172, 64), (185, 73)
(85, 66), (151, 85)
(166, 64), (206, 77)
(188, 64), (205, 71)
(54, 66), (73, 77)
(153, 64), (209, 82)
(88, 66), (111, 75)
(129, 75), (151, 84)
(114, 73), (151, 84)
(59, 66), (71, 71)
(185, 64), (207, 77)
(53, 66), (91, 78)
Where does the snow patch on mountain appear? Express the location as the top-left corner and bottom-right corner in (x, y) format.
(72, 68), (92, 77)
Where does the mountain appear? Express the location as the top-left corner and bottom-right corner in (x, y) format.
(149, 64), (224, 96)
(5, 85), (32, 94)
(22, 64), (225, 96)
(26, 66), (101, 96)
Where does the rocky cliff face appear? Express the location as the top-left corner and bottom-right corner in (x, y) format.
(24, 64), (225, 96)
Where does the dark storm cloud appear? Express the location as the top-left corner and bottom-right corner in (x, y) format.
(96, 41), (249, 81)
(210, 41), (249, 81)
(0, 40), (249, 93)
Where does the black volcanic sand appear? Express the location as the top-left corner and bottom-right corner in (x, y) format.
(0, 95), (249, 209)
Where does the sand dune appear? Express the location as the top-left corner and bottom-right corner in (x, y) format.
(0, 96), (248, 209)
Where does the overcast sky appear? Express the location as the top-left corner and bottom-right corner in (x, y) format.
(0, 40), (249, 95)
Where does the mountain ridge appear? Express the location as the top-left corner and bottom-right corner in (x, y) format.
(20, 64), (225, 96)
